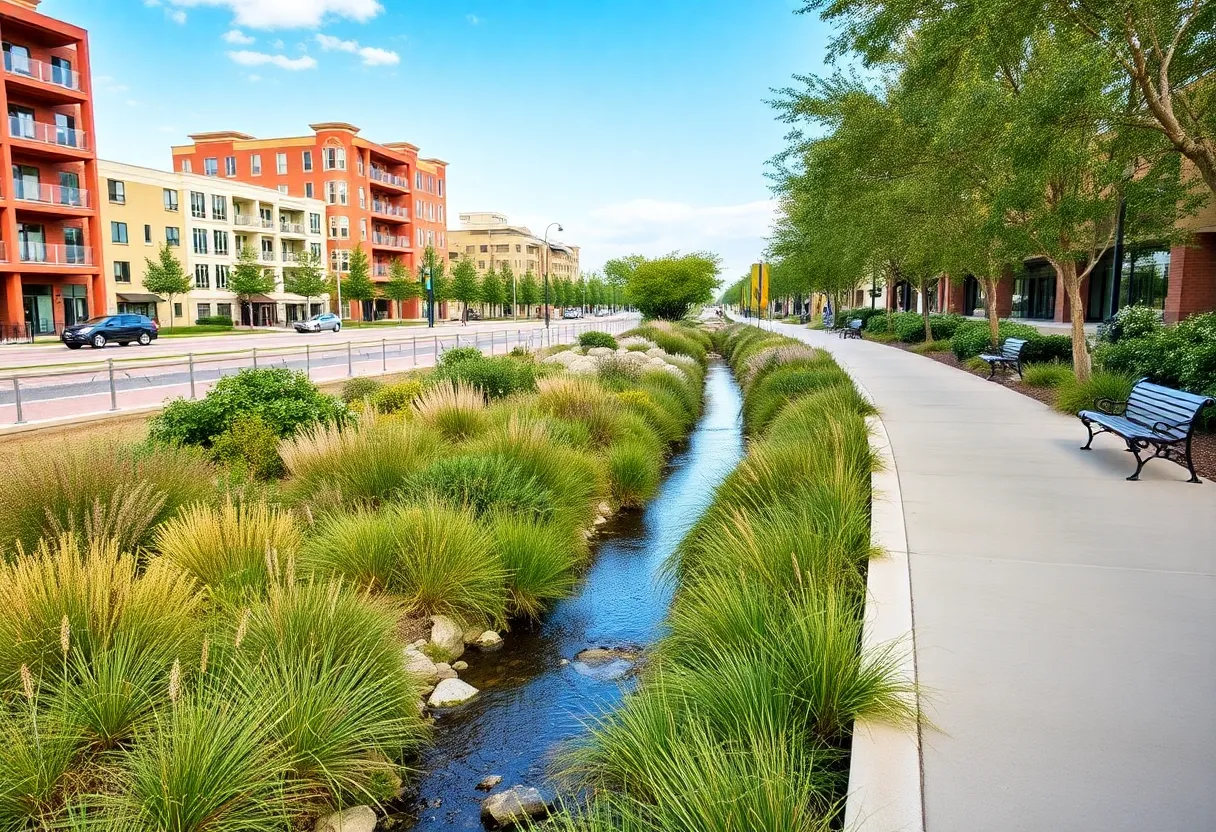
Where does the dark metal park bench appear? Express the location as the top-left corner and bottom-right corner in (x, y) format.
(1079, 378), (1214, 483)
(979, 337), (1028, 380)
(839, 319), (863, 339)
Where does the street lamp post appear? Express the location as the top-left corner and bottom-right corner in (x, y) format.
(543, 222), (562, 330)
(425, 264), (435, 328)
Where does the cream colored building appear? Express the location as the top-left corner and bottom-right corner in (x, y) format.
(98, 161), (327, 326)
(448, 212), (580, 284)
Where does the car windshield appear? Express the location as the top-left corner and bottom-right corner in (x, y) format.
(78, 316), (112, 326)
(309, 314), (326, 321)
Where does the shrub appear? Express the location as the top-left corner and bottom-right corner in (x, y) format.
(1094, 311), (1216, 406)
(616, 390), (683, 444)
(1054, 371), (1136, 416)
(371, 380), (423, 414)
(607, 440), (662, 507)
(1101, 304), (1162, 343)
(439, 346), (483, 366)
(596, 355), (642, 390)
(864, 313), (891, 333)
(1021, 362), (1074, 388)
(578, 331), (618, 350)
(431, 354), (537, 399)
(194, 315), (234, 327)
(890, 311), (928, 343)
(209, 414), (283, 480)
(1023, 334), (1073, 364)
(488, 515), (582, 618)
(150, 368), (348, 447)
(0, 440), (215, 556)
(341, 376), (383, 404)
(951, 319), (1041, 360)
(414, 381), (488, 441)
(154, 500), (299, 603)
(401, 453), (555, 519)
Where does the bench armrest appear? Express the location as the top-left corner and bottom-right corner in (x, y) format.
(1094, 397), (1127, 416)
(1150, 418), (1190, 437)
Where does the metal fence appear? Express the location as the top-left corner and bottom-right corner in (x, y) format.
(0, 317), (636, 427)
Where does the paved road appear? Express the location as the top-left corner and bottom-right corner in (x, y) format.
(760, 318), (1216, 832)
(0, 314), (636, 428)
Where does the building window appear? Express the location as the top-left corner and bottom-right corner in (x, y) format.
(329, 216), (349, 239)
(495, 244), (509, 253)
(111, 221), (128, 244)
(356, 156), (364, 176)
(278, 185), (289, 195)
(197, 303), (211, 319)
(478, 260), (485, 269)
(215, 265), (230, 289)
(515, 244), (521, 253)
(180, 159), (192, 173)
(309, 212), (322, 234)
(438, 179), (444, 197)
(310, 242), (322, 258)
(1011, 261), (1057, 320)
(174, 302), (183, 317)
(107, 179), (125, 204)
(304, 182), (314, 198)
(417, 228), (424, 247)
(194, 263), (210, 289)
(204, 157), (218, 177)
(330, 249), (351, 272)
(415, 171), (422, 189)
(163, 188), (178, 211)
(166, 227), (180, 247)
(261, 238), (274, 258)
(302, 150), (313, 172)
(192, 227), (208, 254)
(325, 181), (347, 205)
(358, 187), (366, 209)
(480, 245), (488, 253)
(251, 154), (262, 175)
(323, 146), (346, 171)
(190, 191), (206, 219)
(213, 230), (230, 255)
(211, 195), (227, 220)
(113, 261), (131, 283)
(360, 218), (367, 240)
(276, 152), (287, 175)
(225, 156), (236, 176)
(144, 224), (152, 244)
(438, 205), (444, 223)
(217, 301), (231, 318)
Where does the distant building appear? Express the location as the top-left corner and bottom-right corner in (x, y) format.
(448, 212), (580, 303)
(98, 160), (327, 326)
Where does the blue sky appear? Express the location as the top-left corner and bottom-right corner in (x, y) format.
(48, 0), (831, 280)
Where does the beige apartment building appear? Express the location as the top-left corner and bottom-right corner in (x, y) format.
(98, 161), (327, 326)
(448, 212), (580, 284)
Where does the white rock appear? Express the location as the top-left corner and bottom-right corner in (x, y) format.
(436, 666), (458, 680)
(403, 647), (439, 685)
(314, 806), (376, 832)
(480, 786), (552, 827)
(474, 630), (504, 651)
(567, 357), (598, 375)
(594, 515), (608, 526)
(429, 615), (465, 661)
(587, 346), (614, 357)
(411, 638), (428, 648)
(428, 677), (480, 707)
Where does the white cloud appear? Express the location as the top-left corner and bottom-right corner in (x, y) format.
(466, 14), (481, 25)
(247, 73), (263, 82)
(226, 49), (317, 70)
(223, 29), (255, 44)
(272, 38), (285, 49)
(315, 32), (398, 65)
(158, 125), (179, 134)
(165, 0), (382, 29)
(167, 8), (187, 23)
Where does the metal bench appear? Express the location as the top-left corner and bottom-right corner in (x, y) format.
(978, 337), (1028, 380)
(1079, 378), (1214, 483)
(840, 318), (863, 339)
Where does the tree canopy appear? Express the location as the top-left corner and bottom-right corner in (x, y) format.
(621, 252), (722, 320)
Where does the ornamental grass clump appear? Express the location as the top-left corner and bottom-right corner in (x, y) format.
(1022, 361), (1075, 388)
(1054, 370), (1136, 416)
(488, 514), (584, 619)
(607, 440), (663, 508)
(413, 380), (489, 441)
(401, 453), (556, 519)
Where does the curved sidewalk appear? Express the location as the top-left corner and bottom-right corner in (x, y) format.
(771, 321), (1216, 832)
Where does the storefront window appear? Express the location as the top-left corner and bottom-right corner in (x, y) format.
(1012, 261), (1056, 320)
(1119, 247), (1169, 310)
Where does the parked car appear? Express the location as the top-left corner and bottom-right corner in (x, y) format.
(562, 308), (583, 319)
(594, 308), (610, 317)
(62, 314), (158, 349)
(294, 313), (342, 333)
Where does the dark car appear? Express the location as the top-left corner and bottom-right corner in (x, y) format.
(62, 314), (159, 349)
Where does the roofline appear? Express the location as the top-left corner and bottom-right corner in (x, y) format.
(309, 122), (360, 134)
(186, 131), (256, 143)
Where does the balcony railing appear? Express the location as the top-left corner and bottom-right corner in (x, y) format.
(372, 232), (410, 249)
(281, 251), (300, 263)
(8, 118), (89, 151)
(369, 167), (409, 189)
(13, 181), (89, 208)
(372, 200), (409, 218)
(373, 263), (389, 276)
(280, 221), (305, 235)
(259, 251), (276, 262)
(234, 214), (259, 228)
(19, 242), (93, 265)
(3, 54), (81, 91)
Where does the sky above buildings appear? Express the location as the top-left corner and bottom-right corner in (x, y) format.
(49, 0), (831, 283)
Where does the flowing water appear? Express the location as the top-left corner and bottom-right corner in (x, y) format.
(398, 360), (744, 830)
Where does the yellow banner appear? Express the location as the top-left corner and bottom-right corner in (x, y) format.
(751, 263), (769, 313)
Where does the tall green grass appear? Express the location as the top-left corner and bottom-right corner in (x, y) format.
(1054, 370), (1136, 415)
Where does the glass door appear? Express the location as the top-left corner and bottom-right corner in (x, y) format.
(18, 223), (45, 263)
(3, 43), (31, 76)
(59, 171), (80, 206)
(63, 226), (85, 264)
(50, 56), (72, 87)
(12, 164), (38, 201)
(54, 113), (76, 148)
(8, 105), (34, 140)
(62, 286), (87, 327)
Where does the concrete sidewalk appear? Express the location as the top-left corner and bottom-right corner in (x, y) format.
(767, 321), (1216, 832)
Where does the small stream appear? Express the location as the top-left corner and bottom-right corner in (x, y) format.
(398, 360), (744, 830)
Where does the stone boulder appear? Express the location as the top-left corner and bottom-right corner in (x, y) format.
(428, 678), (479, 708)
(587, 346), (614, 357)
(429, 615), (465, 661)
(566, 357), (598, 375)
(402, 647), (439, 685)
(572, 647), (641, 681)
(479, 786), (552, 829)
(474, 631), (504, 651)
(476, 774), (503, 791)
(314, 806), (376, 832)
(434, 662), (458, 680)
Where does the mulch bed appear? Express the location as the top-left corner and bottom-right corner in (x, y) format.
(880, 339), (1216, 482)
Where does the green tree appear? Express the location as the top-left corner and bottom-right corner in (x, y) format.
(416, 245), (447, 320)
(518, 270), (541, 318)
(499, 263), (516, 316)
(142, 243), (191, 329)
(587, 275), (608, 309)
(282, 248), (329, 317)
(480, 266), (506, 318)
(449, 257), (482, 322)
(229, 245), (276, 327)
(623, 252), (722, 320)
(381, 257), (418, 319)
(341, 244), (377, 318)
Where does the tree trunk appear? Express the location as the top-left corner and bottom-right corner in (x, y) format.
(1055, 259), (1092, 382)
(920, 283), (932, 341)
(981, 276), (1001, 347)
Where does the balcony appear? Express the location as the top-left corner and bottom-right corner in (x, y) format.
(234, 214), (260, 228)
(279, 221), (305, 235)
(372, 200), (409, 220)
(373, 263), (389, 277)
(4, 55), (82, 91)
(8, 118), (89, 153)
(19, 242), (93, 266)
(260, 251), (276, 262)
(369, 167), (409, 191)
(13, 181), (89, 209)
(372, 231), (410, 250)
(282, 251), (300, 263)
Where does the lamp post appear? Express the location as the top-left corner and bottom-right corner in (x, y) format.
(543, 222), (562, 329)
(425, 263), (435, 328)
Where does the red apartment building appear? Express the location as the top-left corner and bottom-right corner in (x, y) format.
(172, 123), (448, 321)
(0, 0), (103, 339)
